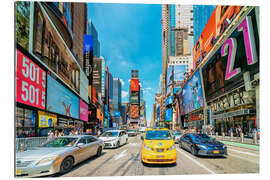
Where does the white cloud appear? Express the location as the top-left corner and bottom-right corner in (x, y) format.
(122, 91), (128, 98)
(120, 79), (125, 86)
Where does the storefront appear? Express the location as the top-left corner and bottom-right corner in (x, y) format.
(16, 107), (37, 137)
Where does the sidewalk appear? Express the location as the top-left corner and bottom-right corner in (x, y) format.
(220, 140), (260, 151)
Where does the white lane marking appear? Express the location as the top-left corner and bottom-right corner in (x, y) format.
(114, 149), (128, 160)
(176, 148), (216, 174)
(229, 148), (259, 157)
(229, 153), (259, 164)
(128, 143), (138, 146)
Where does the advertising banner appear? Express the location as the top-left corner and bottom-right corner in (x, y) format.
(202, 9), (259, 102)
(16, 1), (30, 50)
(38, 111), (57, 127)
(130, 95), (139, 104)
(101, 59), (106, 98)
(32, 3), (80, 94)
(178, 91), (185, 116)
(47, 75), (79, 119)
(16, 49), (46, 109)
(130, 78), (139, 92)
(182, 70), (204, 114)
(166, 96), (173, 106)
(193, 6), (242, 68)
(80, 69), (89, 103)
(130, 105), (139, 119)
(174, 65), (186, 84)
(165, 108), (172, 122)
(114, 112), (121, 117)
(97, 109), (103, 121)
(79, 99), (88, 122)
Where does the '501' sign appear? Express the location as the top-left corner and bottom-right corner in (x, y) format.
(222, 15), (258, 80)
(16, 49), (46, 109)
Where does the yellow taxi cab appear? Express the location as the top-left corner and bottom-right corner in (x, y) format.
(141, 128), (177, 164)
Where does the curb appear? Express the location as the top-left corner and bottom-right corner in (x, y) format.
(220, 140), (260, 151)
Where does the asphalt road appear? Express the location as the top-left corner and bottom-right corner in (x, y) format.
(57, 135), (259, 177)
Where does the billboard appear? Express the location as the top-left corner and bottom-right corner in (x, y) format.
(165, 108), (172, 122)
(182, 70), (204, 114)
(202, 9), (259, 102)
(80, 69), (89, 103)
(47, 75), (79, 119)
(178, 91), (185, 116)
(79, 99), (88, 122)
(83, 34), (93, 80)
(32, 3), (80, 94)
(193, 6), (242, 68)
(38, 111), (57, 127)
(130, 78), (139, 92)
(101, 58), (106, 98)
(130, 95), (139, 104)
(174, 65), (186, 84)
(130, 105), (139, 119)
(16, 1), (30, 50)
(166, 96), (173, 106)
(114, 111), (121, 117)
(16, 49), (46, 110)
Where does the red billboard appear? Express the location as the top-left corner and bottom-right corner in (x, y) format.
(193, 6), (242, 68)
(16, 49), (46, 109)
(130, 105), (139, 119)
(130, 78), (139, 92)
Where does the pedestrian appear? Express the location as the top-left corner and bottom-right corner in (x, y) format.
(47, 130), (54, 141)
(97, 129), (101, 137)
(54, 130), (60, 137)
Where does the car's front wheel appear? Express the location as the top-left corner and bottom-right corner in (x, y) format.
(117, 141), (120, 148)
(60, 156), (74, 174)
(191, 146), (197, 156)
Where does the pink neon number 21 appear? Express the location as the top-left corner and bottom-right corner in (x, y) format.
(222, 38), (240, 80)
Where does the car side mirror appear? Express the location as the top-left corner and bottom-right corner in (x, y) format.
(141, 136), (144, 140)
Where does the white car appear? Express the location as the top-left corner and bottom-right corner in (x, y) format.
(99, 130), (128, 148)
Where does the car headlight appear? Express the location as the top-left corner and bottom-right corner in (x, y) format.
(36, 155), (61, 165)
(167, 145), (176, 151)
(144, 144), (154, 151)
(196, 144), (207, 149)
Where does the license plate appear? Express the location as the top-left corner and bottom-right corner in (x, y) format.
(213, 150), (219, 154)
(156, 155), (165, 158)
(16, 169), (22, 175)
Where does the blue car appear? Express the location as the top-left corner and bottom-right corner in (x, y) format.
(179, 133), (227, 157)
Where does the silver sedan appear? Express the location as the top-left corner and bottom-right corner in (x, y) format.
(15, 135), (104, 177)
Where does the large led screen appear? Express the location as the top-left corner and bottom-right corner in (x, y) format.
(202, 9), (259, 102)
(79, 99), (88, 122)
(130, 78), (139, 92)
(16, 49), (46, 109)
(182, 70), (204, 114)
(47, 75), (79, 119)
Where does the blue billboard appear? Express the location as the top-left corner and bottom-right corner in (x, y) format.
(83, 35), (93, 54)
(166, 96), (173, 106)
(182, 70), (204, 114)
(165, 108), (172, 122)
(114, 111), (121, 117)
(46, 75), (79, 119)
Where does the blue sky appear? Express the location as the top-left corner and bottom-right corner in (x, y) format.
(87, 3), (162, 124)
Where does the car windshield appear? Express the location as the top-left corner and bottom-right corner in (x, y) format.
(101, 131), (119, 137)
(128, 130), (136, 132)
(175, 132), (182, 136)
(191, 134), (212, 141)
(42, 137), (78, 147)
(145, 130), (172, 140)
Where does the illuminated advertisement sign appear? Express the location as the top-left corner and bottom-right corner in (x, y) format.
(79, 99), (88, 122)
(130, 95), (139, 104)
(130, 105), (139, 119)
(178, 91), (185, 116)
(114, 112), (121, 117)
(174, 65), (186, 84)
(166, 96), (173, 106)
(130, 78), (139, 92)
(193, 6), (242, 68)
(16, 49), (46, 109)
(16, 1), (30, 50)
(38, 111), (57, 127)
(101, 58), (106, 98)
(32, 3), (80, 94)
(202, 9), (259, 102)
(80, 69), (89, 103)
(47, 75), (79, 119)
(165, 108), (172, 122)
(182, 70), (204, 114)
(157, 105), (160, 121)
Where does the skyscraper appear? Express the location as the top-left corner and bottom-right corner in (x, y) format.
(86, 19), (100, 58)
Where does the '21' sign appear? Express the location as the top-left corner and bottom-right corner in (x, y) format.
(16, 49), (46, 109)
(221, 16), (258, 80)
